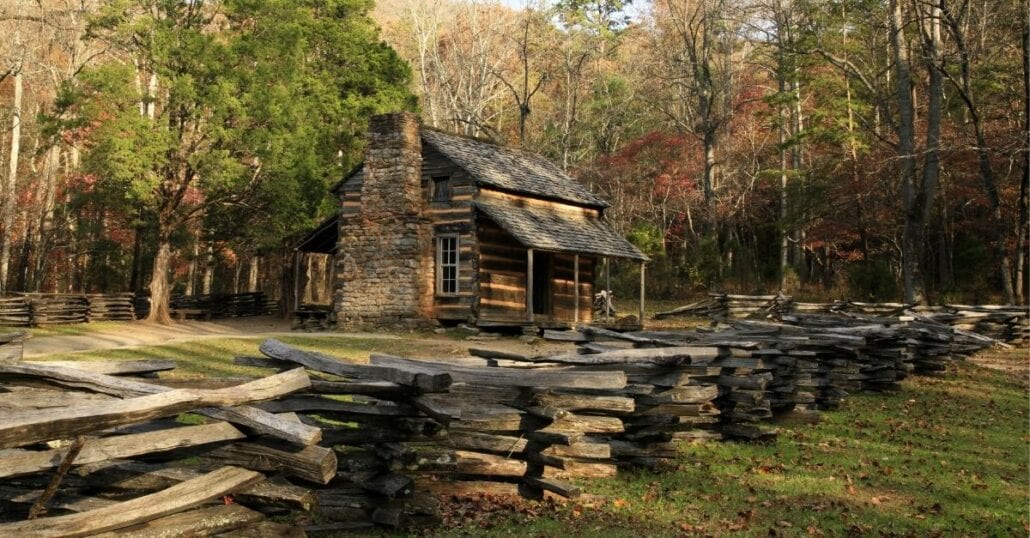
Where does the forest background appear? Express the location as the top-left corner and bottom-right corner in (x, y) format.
(0, 0), (1026, 322)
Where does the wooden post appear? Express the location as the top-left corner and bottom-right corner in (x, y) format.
(639, 262), (646, 327)
(604, 257), (611, 322)
(293, 251), (301, 312)
(573, 255), (580, 325)
(527, 249), (534, 323)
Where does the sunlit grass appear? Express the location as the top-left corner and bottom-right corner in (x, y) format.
(31, 334), (471, 379)
(428, 352), (1028, 537)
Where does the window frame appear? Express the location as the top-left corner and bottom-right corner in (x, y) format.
(436, 234), (460, 296)
(431, 176), (452, 202)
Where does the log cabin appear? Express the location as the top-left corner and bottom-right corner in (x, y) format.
(295, 112), (647, 330)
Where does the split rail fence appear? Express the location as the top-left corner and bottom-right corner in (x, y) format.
(0, 293), (136, 327)
(0, 302), (1003, 534)
(0, 292), (279, 327)
(656, 293), (1029, 345)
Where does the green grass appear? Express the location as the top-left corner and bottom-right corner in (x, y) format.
(430, 354), (1029, 537)
(32, 334), (470, 379)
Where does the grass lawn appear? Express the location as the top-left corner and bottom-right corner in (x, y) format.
(432, 351), (1029, 537)
(31, 334), (472, 379)
(27, 335), (1029, 536)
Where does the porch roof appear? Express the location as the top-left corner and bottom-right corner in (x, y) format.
(473, 198), (648, 262)
(294, 214), (339, 254)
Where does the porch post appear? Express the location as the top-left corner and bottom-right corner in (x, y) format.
(604, 257), (611, 322)
(639, 262), (646, 326)
(573, 254), (580, 324)
(527, 248), (534, 323)
(293, 250), (302, 312)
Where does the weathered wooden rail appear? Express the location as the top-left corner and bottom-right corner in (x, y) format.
(0, 294), (136, 327)
(170, 292), (272, 319)
(656, 294), (1028, 345)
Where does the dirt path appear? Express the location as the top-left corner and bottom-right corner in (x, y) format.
(21, 316), (571, 360)
(21, 316), (405, 358)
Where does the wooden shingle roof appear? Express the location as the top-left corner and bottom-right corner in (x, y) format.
(422, 130), (608, 208)
(474, 198), (648, 261)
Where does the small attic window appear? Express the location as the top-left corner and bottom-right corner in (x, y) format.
(432, 176), (452, 202)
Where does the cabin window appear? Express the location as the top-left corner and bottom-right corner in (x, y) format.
(432, 176), (452, 202)
(437, 235), (459, 295)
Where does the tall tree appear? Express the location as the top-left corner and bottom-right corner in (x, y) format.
(939, 0), (1016, 304)
(890, 0), (923, 303)
(60, 0), (411, 322)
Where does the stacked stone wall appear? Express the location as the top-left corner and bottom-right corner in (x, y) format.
(334, 112), (434, 329)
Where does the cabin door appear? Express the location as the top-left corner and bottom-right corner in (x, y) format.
(532, 252), (552, 316)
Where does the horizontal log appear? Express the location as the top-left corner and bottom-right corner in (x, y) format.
(91, 504), (265, 537)
(309, 379), (410, 398)
(542, 330), (588, 342)
(540, 460), (617, 479)
(202, 440), (338, 485)
(0, 369), (310, 449)
(523, 476), (581, 499)
(0, 362), (320, 446)
(636, 385), (720, 405)
(258, 395), (416, 417)
(0, 422), (244, 479)
(546, 346), (723, 365)
(529, 391), (635, 414)
(551, 414), (624, 434)
(24, 360), (176, 376)
(370, 354), (626, 390)
(539, 439), (611, 460)
(443, 432), (528, 455)
(454, 450), (526, 477)
(75, 460), (317, 511)
(579, 326), (683, 347)
(0, 466), (264, 538)
(260, 339), (452, 392)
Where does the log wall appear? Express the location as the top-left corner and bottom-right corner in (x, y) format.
(422, 145), (477, 322)
(476, 221), (595, 324)
(477, 220), (528, 323)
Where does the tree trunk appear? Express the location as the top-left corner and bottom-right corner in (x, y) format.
(890, 0), (924, 304)
(146, 234), (174, 324)
(702, 128), (717, 233)
(778, 87), (790, 290)
(1019, 13), (1030, 303)
(129, 207), (145, 294)
(185, 239), (198, 296)
(942, 0), (1015, 304)
(0, 68), (23, 294)
(201, 241), (214, 295)
(248, 255), (259, 292)
(918, 1), (944, 302)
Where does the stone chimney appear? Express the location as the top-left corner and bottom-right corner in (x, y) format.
(335, 112), (433, 328)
